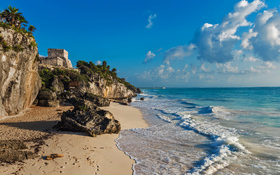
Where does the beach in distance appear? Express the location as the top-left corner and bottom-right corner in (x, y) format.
(0, 102), (147, 175)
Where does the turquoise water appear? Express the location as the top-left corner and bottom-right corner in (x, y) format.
(117, 87), (280, 175)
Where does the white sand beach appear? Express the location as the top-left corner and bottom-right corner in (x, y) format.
(0, 102), (148, 175)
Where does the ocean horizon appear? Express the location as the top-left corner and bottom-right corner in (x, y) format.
(117, 87), (280, 174)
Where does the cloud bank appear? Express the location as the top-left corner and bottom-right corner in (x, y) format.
(139, 0), (280, 86)
(194, 0), (265, 63)
(163, 0), (271, 64)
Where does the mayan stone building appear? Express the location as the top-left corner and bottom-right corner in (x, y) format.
(40, 49), (73, 68)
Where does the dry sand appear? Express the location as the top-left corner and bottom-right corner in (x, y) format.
(0, 102), (148, 175)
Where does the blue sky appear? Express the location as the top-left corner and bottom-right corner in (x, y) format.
(1, 0), (280, 87)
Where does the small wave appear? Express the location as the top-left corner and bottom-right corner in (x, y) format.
(198, 106), (232, 118)
(179, 114), (248, 174)
(156, 114), (173, 123)
(198, 106), (213, 114)
(180, 100), (197, 106)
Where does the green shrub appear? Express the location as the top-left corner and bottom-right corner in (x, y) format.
(0, 22), (11, 29)
(2, 41), (11, 52)
(12, 44), (24, 52)
(29, 41), (37, 48)
(78, 105), (88, 111)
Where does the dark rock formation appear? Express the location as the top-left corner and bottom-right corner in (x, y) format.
(140, 97), (144, 101)
(78, 92), (110, 107)
(37, 90), (59, 107)
(0, 140), (37, 163)
(0, 27), (41, 117)
(55, 100), (121, 137)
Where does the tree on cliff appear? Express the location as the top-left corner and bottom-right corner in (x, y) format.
(102, 61), (107, 67)
(28, 25), (36, 33)
(0, 5), (27, 28)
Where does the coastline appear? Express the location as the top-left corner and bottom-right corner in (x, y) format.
(0, 102), (148, 175)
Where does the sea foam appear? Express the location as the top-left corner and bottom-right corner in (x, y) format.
(179, 114), (248, 174)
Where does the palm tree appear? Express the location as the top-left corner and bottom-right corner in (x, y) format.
(1, 6), (24, 26)
(102, 61), (107, 67)
(16, 15), (28, 28)
(112, 68), (117, 73)
(0, 10), (7, 22)
(0, 6), (28, 29)
(22, 24), (27, 29)
(28, 25), (36, 33)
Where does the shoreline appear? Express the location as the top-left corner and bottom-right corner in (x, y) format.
(0, 102), (148, 175)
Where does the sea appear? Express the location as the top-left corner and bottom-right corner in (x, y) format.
(116, 87), (280, 175)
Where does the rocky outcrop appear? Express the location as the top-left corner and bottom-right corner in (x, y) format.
(0, 27), (41, 117)
(55, 99), (121, 137)
(77, 92), (110, 107)
(37, 90), (60, 107)
(38, 65), (136, 102)
(0, 140), (37, 163)
(87, 73), (135, 99)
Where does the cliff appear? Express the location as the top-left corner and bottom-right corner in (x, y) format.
(38, 61), (140, 105)
(0, 27), (41, 117)
(86, 73), (135, 99)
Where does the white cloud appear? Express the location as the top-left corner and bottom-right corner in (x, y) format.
(191, 65), (197, 74)
(241, 29), (258, 50)
(39, 54), (46, 57)
(244, 56), (259, 62)
(95, 60), (102, 65)
(248, 9), (280, 61)
(193, 0), (265, 63)
(156, 48), (163, 52)
(163, 44), (196, 65)
(200, 64), (211, 73)
(138, 64), (190, 82)
(257, 61), (277, 70)
(146, 14), (157, 29)
(144, 51), (156, 63)
(199, 74), (214, 80)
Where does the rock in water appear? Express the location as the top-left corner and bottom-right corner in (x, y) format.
(0, 27), (41, 117)
(55, 100), (121, 137)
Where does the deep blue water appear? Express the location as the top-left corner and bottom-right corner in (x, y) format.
(117, 87), (280, 175)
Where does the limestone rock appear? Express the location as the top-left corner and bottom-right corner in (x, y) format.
(87, 73), (135, 99)
(51, 77), (64, 95)
(37, 90), (60, 107)
(0, 27), (41, 117)
(55, 100), (121, 137)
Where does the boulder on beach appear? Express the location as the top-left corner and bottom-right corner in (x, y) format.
(55, 99), (121, 137)
(37, 90), (60, 107)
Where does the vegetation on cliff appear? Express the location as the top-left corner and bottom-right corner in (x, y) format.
(39, 60), (140, 95)
(76, 60), (139, 92)
(0, 6), (38, 54)
(0, 6), (36, 37)
(39, 67), (86, 91)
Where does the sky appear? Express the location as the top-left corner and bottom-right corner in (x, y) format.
(1, 0), (280, 87)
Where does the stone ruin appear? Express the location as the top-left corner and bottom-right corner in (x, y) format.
(40, 49), (73, 68)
